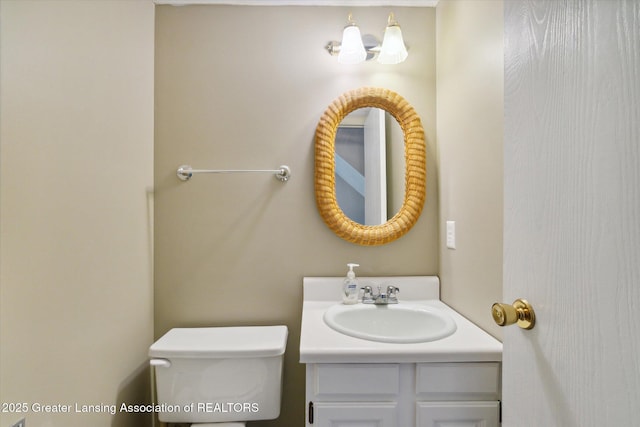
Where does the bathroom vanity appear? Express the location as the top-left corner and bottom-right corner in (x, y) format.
(300, 277), (502, 427)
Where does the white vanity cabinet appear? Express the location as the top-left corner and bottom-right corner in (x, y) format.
(305, 362), (501, 427)
(300, 277), (503, 427)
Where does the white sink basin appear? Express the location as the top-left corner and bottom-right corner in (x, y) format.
(323, 303), (457, 343)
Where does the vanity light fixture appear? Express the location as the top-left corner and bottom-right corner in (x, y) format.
(336, 13), (367, 64)
(377, 13), (408, 65)
(326, 12), (408, 65)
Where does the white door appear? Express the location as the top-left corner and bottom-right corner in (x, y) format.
(503, 1), (640, 426)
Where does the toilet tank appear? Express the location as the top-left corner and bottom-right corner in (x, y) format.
(149, 326), (288, 423)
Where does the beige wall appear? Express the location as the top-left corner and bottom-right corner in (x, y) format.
(436, 0), (504, 338)
(154, 6), (437, 425)
(0, 1), (504, 426)
(0, 1), (155, 426)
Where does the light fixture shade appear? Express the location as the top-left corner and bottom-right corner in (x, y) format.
(338, 25), (367, 64)
(377, 24), (408, 64)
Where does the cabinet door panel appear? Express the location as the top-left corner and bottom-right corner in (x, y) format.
(416, 363), (500, 400)
(315, 364), (399, 397)
(314, 402), (397, 427)
(416, 401), (499, 427)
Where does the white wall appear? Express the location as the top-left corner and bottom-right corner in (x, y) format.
(436, 0), (504, 338)
(0, 1), (155, 426)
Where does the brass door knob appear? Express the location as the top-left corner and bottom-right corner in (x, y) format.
(492, 299), (535, 329)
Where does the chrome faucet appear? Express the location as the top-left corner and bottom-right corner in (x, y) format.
(361, 285), (400, 305)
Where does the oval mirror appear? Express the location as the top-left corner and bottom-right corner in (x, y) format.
(315, 87), (426, 245)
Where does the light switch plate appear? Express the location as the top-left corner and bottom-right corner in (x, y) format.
(446, 220), (456, 249)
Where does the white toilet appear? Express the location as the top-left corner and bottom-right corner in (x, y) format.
(149, 325), (288, 426)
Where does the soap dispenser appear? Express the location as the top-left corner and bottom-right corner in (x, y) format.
(342, 263), (360, 304)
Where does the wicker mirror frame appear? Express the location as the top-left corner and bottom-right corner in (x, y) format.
(315, 87), (426, 245)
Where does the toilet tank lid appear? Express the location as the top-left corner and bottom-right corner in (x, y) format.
(149, 325), (288, 358)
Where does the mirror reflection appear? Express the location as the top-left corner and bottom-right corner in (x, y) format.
(335, 108), (405, 225)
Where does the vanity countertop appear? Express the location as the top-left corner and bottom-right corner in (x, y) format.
(299, 276), (503, 364)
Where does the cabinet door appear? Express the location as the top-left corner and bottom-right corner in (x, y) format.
(416, 401), (499, 427)
(313, 402), (397, 427)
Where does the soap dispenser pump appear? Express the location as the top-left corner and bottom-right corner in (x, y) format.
(342, 263), (360, 304)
